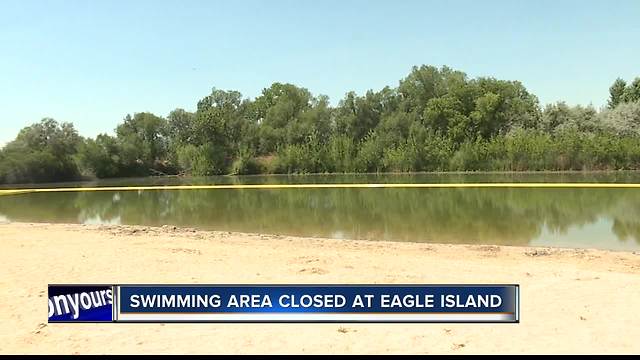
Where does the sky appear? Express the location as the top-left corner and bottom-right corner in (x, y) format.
(1, 0), (639, 146)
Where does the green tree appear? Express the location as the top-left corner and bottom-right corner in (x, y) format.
(398, 65), (467, 116)
(622, 77), (640, 104)
(167, 108), (196, 146)
(335, 87), (398, 142)
(423, 95), (470, 144)
(0, 118), (81, 183)
(470, 92), (503, 139)
(189, 88), (255, 174)
(115, 112), (169, 173)
(601, 100), (640, 137)
(3, 64), (640, 182)
(609, 78), (627, 108)
(76, 134), (121, 178)
(253, 83), (313, 153)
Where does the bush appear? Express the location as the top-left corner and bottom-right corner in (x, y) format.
(382, 144), (416, 172)
(326, 134), (357, 173)
(273, 144), (318, 174)
(230, 147), (264, 175)
(503, 128), (553, 171)
(0, 149), (79, 184)
(176, 144), (226, 176)
(230, 157), (263, 175)
(449, 139), (490, 171)
(421, 132), (455, 171)
(354, 132), (385, 172)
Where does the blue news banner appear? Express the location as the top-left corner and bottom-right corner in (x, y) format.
(48, 284), (519, 323)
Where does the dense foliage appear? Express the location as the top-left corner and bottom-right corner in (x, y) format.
(2, 65), (640, 183)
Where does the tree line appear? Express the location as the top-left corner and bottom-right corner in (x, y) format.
(1, 65), (640, 184)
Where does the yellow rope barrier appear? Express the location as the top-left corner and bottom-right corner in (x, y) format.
(1, 183), (640, 197)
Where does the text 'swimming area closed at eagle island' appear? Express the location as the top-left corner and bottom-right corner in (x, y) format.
(128, 293), (503, 309)
(48, 285), (519, 323)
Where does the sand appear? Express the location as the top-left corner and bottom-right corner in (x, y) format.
(1, 221), (639, 354)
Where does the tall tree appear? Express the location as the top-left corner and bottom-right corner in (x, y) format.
(335, 87), (398, 142)
(253, 83), (313, 153)
(609, 78), (627, 109)
(397, 65), (467, 117)
(622, 77), (640, 104)
(188, 88), (252, 174)
(76, 134), (122, 178)
(115, 112), (169, 173)
(0, 118), (81, 183)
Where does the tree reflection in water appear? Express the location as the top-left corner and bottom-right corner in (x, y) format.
(1, 186), (639, 250)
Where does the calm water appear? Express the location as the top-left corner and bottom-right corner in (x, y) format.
(1, 173), (640, 251)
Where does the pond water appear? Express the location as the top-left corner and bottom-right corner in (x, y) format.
(1, 173), (639, 251)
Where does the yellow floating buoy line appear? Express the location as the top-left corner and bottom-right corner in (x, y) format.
(1, 182), (640, 197)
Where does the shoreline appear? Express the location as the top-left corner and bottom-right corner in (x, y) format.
(1, 222), (639, 354)
(2, 169), (640, 189)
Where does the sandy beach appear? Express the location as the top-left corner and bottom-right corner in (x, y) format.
(0, 221), (639, 354)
